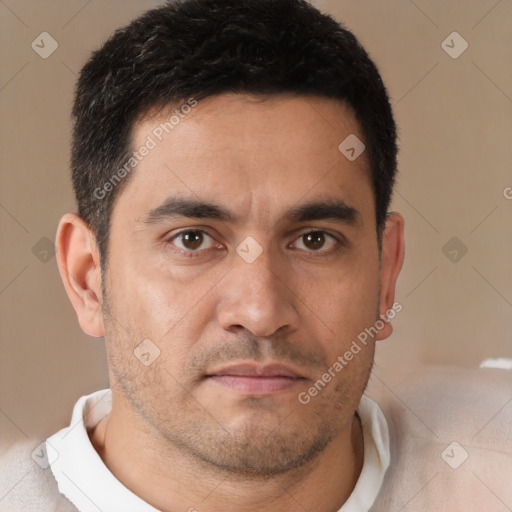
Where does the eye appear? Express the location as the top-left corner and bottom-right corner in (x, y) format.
(167, 229), (219, 253)
(291, 230), (339, 253)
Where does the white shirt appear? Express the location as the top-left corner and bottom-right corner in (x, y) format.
(47, 389), (390, 512)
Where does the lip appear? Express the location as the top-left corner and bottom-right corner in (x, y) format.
(207, 362), (303, 378)
(205, 362), (306, 395)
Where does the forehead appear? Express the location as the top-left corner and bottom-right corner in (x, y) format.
(115, 93), (373, 226)
(137, 93), (365, 160)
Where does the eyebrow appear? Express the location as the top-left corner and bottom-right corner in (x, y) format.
(140, 195), (360, 227)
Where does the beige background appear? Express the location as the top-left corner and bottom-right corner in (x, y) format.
(1, 0), (511, 454)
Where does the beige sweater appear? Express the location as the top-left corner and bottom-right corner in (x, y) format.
(368, 365), (512, 511)
(1, 365), (511, 512)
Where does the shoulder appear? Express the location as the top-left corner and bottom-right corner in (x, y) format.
(368, 365), (512, 511)
(0, 440), (78, 512)
(380, 365), (512, 443)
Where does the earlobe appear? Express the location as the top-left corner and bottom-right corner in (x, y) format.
(55, 213), (104, 338)
(376, 212), (405, 341)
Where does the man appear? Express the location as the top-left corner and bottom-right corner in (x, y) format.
(1, 1), (510, 511)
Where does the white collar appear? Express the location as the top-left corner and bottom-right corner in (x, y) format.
(47, 389), (389, 512)
(48, 389), (159, 512)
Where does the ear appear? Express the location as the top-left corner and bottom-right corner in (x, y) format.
(55, 213), (104, 338)
(375, 212), (405, 341)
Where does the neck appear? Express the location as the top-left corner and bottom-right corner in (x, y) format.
(89, 395), (364, 512)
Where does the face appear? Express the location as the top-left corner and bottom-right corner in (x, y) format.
(101, 93), (387, 476)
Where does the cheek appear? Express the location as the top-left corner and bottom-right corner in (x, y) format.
(292, 252), (381, 340)
(107, 260), (172, 327)
(105, 245), (222, 350)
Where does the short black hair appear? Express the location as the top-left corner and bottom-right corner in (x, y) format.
(71, 0), (398, 268)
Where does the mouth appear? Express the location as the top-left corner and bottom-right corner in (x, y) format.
(205, 362), (307, 395)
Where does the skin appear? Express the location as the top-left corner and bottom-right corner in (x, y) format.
(56, 93), (404, 512)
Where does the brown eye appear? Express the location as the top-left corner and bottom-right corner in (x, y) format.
(181, 230), (203, 250)
(292, 231), (338, 253)
(303, 231), (325, 250)
(170, 230), (215, 252)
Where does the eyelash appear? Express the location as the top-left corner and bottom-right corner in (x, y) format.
(164, 229), (344, 258)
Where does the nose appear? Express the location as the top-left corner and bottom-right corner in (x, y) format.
(216, 247), (300, 338)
